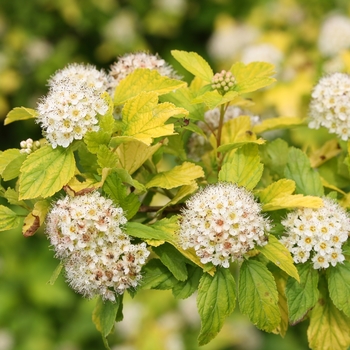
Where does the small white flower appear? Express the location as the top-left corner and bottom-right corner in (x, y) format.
(178, 183), (270, 267)
(308, 73), (350, 141)
(36, 63), (109, 148)
(46, 191), (149, 301)
(281, 197), (350, 269)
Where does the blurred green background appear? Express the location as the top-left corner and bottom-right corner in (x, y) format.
(1, 0), (350, 349)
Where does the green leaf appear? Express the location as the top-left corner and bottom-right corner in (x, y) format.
(230, 61), (276, 93)
(114, 68), (186, 105)
(327, 261), (350, 318)
(166, 182), (198, 207)
(258, 179), (324, 211)
(48, 262), (63, 285)
(285, 262), (319, 325)
(4, 106), (37, 125)
(0, 149), (26, 180)
(92, 295), (123, 350)
(172, 265), (203, 299)
(4, 188), (27, 207)
(257, 235), (299, 282)
(110, 140), (161, 175)
(121, 91), (187, 145)
(84, 130), (111, 154)
(160, 87), (205, 121)
(192, 90), (239, 109)
(146, 162), (204, 189)
(19, 145), (75, 200)
(217, 138), (265, 153)
(153, 243), (188, 281)
(253, 116), (306, 134)
(197, 268), (236, 345)
(219, 144), (263, 190)
(96, 145), (119, 172)
(238, 259), (280, 332)
(308, 278), (350, 350)
(139, 259), (178, 290)
(0, 205), (21, 231)
(285, 147), (324, 196)
(171, 50), (213, 82)
(125, 221), (173, 242)
(103, 172), (140, 219)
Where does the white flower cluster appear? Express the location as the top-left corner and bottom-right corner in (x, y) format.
(46, 191), (149, 301)
(178, 183), (270, 268)
(109, 52), (181, 92)
(211, 70), (236, 94)
(308, 72), (350, 141)
(36, 63), (109, 148)
(318, 15), (350, 57)
(187, 106), (260, 161)
(280, 198), (350, 269)
(19, 138), (41, 154)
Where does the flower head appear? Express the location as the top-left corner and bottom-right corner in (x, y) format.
(281, 198), (350, 269)
(36, 63), (109, 148)
(178, 183), (270, 268)
(46, 191), (149, 301)
(19, 138), (41, 154)
(211, 70), (236, 95)
(308, 73), (350, 141)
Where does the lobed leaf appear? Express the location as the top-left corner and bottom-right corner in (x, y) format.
(19, 145), (75, 200)
(257, 235), (299, 282)
(171, 50), (213, 82)
(238, 259), (280, 332)
(172, 265), (203, 299)
(197, 268), (236, 345)
(114, 68), (186, 105)
(0, 205), (21, 231)
(4, 106), (37, 125)
(285, 262), (319, 325)
(192, 90), (239, 109)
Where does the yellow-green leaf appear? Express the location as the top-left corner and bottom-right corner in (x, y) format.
(192, 90), (239, 109)
(219, 144), (263, 190)
(146, 162), (204, 189)
(253, 116), (306, 134)
(230, 61), (276, 93)
(217, 138), (265, 153)
(258, 179), (324, 211)
(121, 91), (187, 145)
(114, 140), (162, 175)
(309, 139), (342, 168)
(221, 116), (255, 145)
(171, 50), (213, 82)
(166, 182), (198, 206)
(114, 68), (186, 105)
(5, 107), (38, 125)
(257, 235), (299, 282)
(19, 146), (75, 200)
(0, 205), (21, 231)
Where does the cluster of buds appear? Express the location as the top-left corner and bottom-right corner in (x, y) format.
(178, 183), (270, 268)
(280, 198), (350, 269)
(19, 138), (41, 154)
(211, 70), (236, 95)
(46, 191), (149, 301)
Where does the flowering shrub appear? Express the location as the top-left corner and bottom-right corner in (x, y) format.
(1, 49), (350, 350)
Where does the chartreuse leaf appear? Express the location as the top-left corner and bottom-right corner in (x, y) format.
(121, 91), (187, 145)
(327, 261), (350, 318)
(4, 106), (37, 125)
(153, 243), (188, 281)
(308, 277), (350, 350)
(0, 149), (21, 174)
(166, 182), (198, 207)
(84, 130), (111, 154)
(238, 259), (280, 332)
(309, 139), (342, 168)
(146, 162), (204, 189)
(192, 90), (240, 109)
(285, 147), (324, 196)
(0, 205), (21, 231)
(257, 235), (299, 282)
(4, 188), (27, 207)
(197, 268), (236, 345)
(92, 295), (123, 350)
(114, 68), (186, 105)
(19, 145), (75, 200)
(139, 259), (178, 290)
(258, 179), (324, 211)
(230, 61), (276, 93)
(253, 116), (305, 134)
(219, 144), (263, 190)
(96, 145), (119, 173)
(285, 262), (319, 325)
(172, 265), (203, 299)
(103, 172), (140, 219)
(0, 149), (27, 181)
(22, 200), (50, 237)
(160, 87), (205, 121)
(171, 50), (213, 82)
(111, 140), (161, 175)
